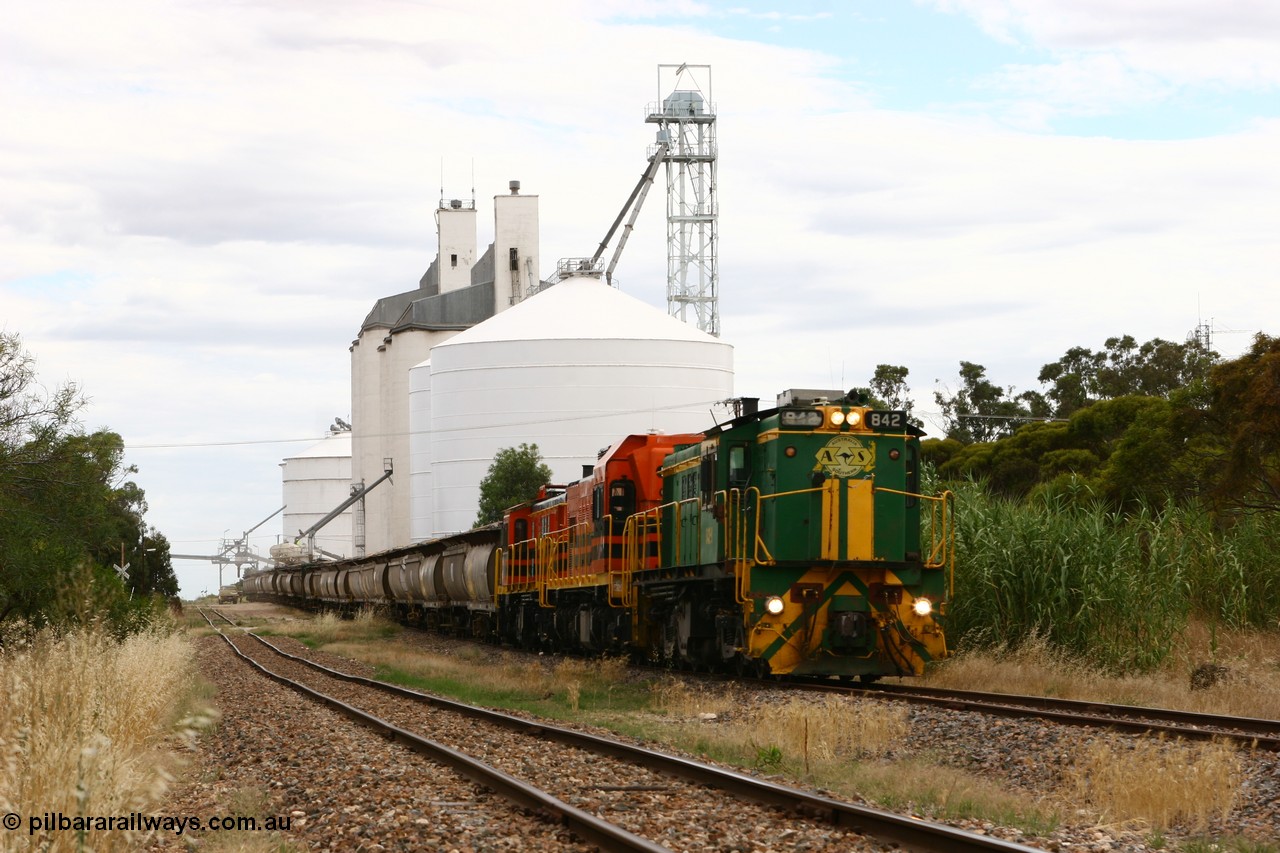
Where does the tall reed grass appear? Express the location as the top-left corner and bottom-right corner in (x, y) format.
(0, 625), (200, 851)
(945, 478), (1280, 671)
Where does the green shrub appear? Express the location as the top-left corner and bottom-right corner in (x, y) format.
(941, 480), (1280, 671)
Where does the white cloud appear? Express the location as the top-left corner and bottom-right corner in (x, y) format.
(928, 0), (1280, 124)
(3, 0), (1278, 595)
(933, 0), (1280, 50)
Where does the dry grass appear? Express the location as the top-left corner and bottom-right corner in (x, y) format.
(642, 691), (1057, 832)
(741, 695), (909, 764)
(290, 608), (400, 646)
(648, 683), (907, 768)
(247, 607), (1270, 840)
(1063, 735), (1243, 831)
(318, 640), (638, 716)
(330, 642), (539, 687)
(925, 625), (1280, 720)
(840, 758), (1060, 832)
(0, 625), (206, 852)
(649, 675), (737, 717)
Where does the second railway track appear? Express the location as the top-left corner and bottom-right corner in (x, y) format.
(777, 677), (1280, 750)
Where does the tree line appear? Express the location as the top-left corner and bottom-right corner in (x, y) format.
(864, 332), (1278, 516)
(1, 332), (177, 631)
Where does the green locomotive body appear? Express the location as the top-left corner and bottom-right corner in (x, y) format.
(637, 390), (952, 677)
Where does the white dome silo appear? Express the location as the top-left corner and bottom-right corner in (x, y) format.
(422, 276), (734, 537)
(280, 431), (353, 558)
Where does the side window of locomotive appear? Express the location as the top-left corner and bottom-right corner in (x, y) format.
(608, 479), (636, 533)
(727, 444), (749, 488)
(699, 453), (716, 506)
(513, 518), (528, 543)
(592, 485), (603, 521)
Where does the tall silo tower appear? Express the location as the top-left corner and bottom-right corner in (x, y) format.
(646, 63), (719, 337)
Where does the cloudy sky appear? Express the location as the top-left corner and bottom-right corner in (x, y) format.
(4, 0), (1277, 596)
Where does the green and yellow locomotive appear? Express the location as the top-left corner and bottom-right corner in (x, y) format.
(252, 388), (954, 681)
(625, 389), (953, 678)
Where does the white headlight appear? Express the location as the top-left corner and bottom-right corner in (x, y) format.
(912, 598), (933, 617)
(847, 411), (862, 426)
(829, 411), (846, 426)
(765, 596), (785, 615)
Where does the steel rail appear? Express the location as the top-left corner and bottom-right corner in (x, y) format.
(223, 619), (1043, 853)
(207, 607), (237, 626)
(197, 610), (670, 853)
(871, 682), (1280, 738)
(782, 677), (1280, 750)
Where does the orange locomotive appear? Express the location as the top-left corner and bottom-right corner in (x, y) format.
(495, 433), (701, 653)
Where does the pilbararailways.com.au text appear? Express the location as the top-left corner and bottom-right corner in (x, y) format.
(7, 811), (293, 836)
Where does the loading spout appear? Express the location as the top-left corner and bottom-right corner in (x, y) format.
(296, 463), (394, 560)
(591, 142), (668, 282)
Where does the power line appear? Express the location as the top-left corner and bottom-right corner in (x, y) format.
(124, 397), (735, 450)
(126, 436), (326, 450)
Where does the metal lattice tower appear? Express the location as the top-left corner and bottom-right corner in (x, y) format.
(646, 64), (718, 337)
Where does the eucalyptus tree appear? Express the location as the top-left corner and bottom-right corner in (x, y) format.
(474, 443), (554, 527)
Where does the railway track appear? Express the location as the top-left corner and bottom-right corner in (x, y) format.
(199, 609), (661, 852)
(198, 608), (1042, 853)
(778, 677), (1280, 750)
(208, 605), (1279, 750)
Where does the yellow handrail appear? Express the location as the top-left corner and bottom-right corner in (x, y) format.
(613, 498), (701, 608)
(536, 532), (569, 608)
(497, 537), (540, 596)
(716, 488), (757, 604)
(870, 486), (955, 585)
(493, 546), (503, 605)
(543, 520), (599, 589)
(751, 485), (826, 565)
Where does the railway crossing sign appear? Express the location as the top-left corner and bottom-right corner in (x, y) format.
(113, 562), (129, 582)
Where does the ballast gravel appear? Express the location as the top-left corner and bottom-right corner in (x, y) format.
(148, 635), (592, 851)
(213, 631), (900, 852)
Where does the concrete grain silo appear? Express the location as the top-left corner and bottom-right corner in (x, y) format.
(280, 431), (353, 559)
(350, 182), (542, 555)
(413, 275), (734, 538)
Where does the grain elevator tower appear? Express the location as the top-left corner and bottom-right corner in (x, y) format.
(646, 63), (719, 337)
